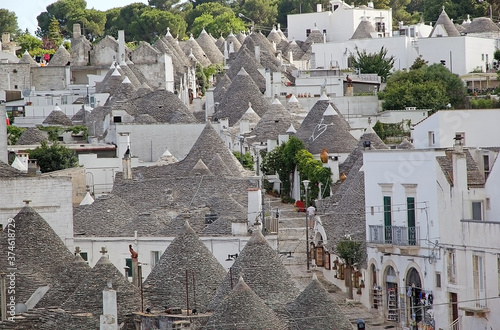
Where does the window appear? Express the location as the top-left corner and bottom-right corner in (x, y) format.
(384, 196), (392, 243)
(113, 116), (122, 123)
(472, 201), (483, 220)
(80, 252), (88, 261)
(125, 258), (132, 277)
(436, 272), (441, 288)
(484, 154), (490, 179)
(151, 251), (161, 268)
(473, 255), (486, 307)
(306, 29), (311, 37)
(428, 131), (435, 146)
(407, 197), (416, 245)
(448, 249), (456, 283)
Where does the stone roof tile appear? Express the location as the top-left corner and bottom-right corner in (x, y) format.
(206, 276), (286, 330)
(143, 221), (226, 312)
(16, 127), (48, 145)
(197, 28), (224, 64)
(209, 230), (299, 311)
(42, 109), (73, 126)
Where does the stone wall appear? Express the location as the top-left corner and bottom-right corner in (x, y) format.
(42, 166), (86, 206)
(31, 66), (68, 91)
(0, 63), (31, 92)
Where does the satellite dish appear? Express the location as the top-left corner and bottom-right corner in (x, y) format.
(22, 89), (31, 97)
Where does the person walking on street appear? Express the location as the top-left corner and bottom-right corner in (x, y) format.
(307, 203), (316, 229)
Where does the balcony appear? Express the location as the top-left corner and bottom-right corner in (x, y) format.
(369, 225), (420, 248)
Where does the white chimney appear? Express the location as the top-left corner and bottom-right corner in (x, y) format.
(317, 4), (323, 12)
(247, 187), (262, 225)
(229, 41), (234, 54)
(265, 69), (272, 98)
(368, 1), (374, 8)
(240, 119), (250, 134)
(255, 45), (261, 63)
(452, 149), (467, 195)
(289, 50), (294, 63)
(117, 30), (125, 65)
(100, 282), (118, 330)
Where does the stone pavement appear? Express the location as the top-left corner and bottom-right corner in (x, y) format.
(267, 195), (397, 330)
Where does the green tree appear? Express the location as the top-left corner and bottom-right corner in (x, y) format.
(15, 31), (43, 54)
(191, 12), (245, 38)
(276, 0), (330, 27)
(409, 55), (428, 70)
(184, 2), (235, 33)
(68, 8), (106, 41)
(7, 126), (25, 145)
(27, 141), (78, 173)
(36, 0), (87, 39)
(233, 151), (255, 170)
(0, 9), (19, 36)
(48, 17), (63, 47)
(379, 64), (467, 110)
(348, 46), (395, 82)
(336, 237), (364, 299)
(238, 0), (278, 31)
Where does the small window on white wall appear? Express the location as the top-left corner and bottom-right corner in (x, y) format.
(428, 131), (435, 146)
(151, 251), (161, 268)
(472, 201), (483, 220)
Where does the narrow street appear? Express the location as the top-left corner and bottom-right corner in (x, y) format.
(267, 195), (393, 329)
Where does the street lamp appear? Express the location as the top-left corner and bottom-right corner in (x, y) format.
(238, 13), (255, 32)
(303, 179), (310, 271)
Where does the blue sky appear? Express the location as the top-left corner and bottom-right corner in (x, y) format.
(2, 0), (148, 34)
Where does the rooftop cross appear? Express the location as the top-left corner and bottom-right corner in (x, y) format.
(100, 246), (108, 255)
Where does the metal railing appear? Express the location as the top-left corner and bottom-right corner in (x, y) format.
(369, 225), (420, 246)
(450, 316), (461, 330)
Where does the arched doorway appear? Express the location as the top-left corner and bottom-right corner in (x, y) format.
(385, 266), (398, 322)
(406, 267), (423, 328)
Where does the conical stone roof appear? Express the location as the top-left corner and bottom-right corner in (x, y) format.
(38, 253), (92, 308)
(190, 159), (213, 176)
(71, 106), (91, 123)
(132, 113), (157, 124)
(163, 32), (192, 67)
(16, 127), (47, 145)
(96, 68), (123, 94)
(430, 8), (461, 37)
(62, 255), (142, 324)
(0, 206), (75, 304)
(133, 82), (154, 98)
(267, 26), (283, 45)
(285, 39), (305, 61)
(214, 73), (231, 102)
(287, 94), (307, 122)
(225, 32), (242, 52)
(73, 194), (138, 236)
(339, 125), (388, 175)
(43, 109), (73, 126)
(181, 122), (245, 176)
(215, 34), (225, 50)
(143, 221), (226, 312)
(229, 104), (261, 136)
(295, 101), (358, 154)
(19, 50), (39, 66)
(236, 31), (247, 44)
(181, 35), (212, 67)
(286, 274), (352, 330)
(303, 27), (324, 50)
(47, 45), (70, 66)
(206, 153), (233, 176)
(215, 68), (270, 125)
(248, 98), (293, 143)
(209, 230), (299, 311)
(227, 46), (266, 93)
(465, 17), (500, 34)
(125, 89), (197, 124)
(197, 28), (224, 64)
(351, 18), (375, 39)
(398, 137), (414, 149)
(205, 276), (286, 330)
(155, 148), (178, 165)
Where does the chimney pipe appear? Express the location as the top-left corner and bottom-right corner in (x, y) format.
(255, 45), (261, 63)
(73, 24), (81, 39)
(100, 282), (118, 330)
(27, 159), (38, 176)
